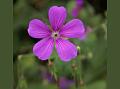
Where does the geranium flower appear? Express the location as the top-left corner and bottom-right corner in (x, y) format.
(59, 77), (74, 89)
(28, 6), (85, 62)
(72, 0), (84, 17)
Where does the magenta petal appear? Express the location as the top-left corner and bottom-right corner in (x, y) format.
(76, 0), (84, 6)
(33, 37), (54, 60)
(28, 19), (51, 38)
(79, 32), (87, 40)
(79, 26), (92, 40)
(49, 6), (67, 31)
(60, 19), (85, 38)
(55, 38), (77, 62)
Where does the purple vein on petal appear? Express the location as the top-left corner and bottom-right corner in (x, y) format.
(33, 37), (54, 60)
(60, 19), (85, 38)
(48, 6), (67, 31)
(55, 38), (77, 62)
(28, 19), (51, 38)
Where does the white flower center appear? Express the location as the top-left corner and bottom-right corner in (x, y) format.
(51, 32), (59, 38)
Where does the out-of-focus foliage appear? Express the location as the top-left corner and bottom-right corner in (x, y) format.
(13, 0), (107, 89)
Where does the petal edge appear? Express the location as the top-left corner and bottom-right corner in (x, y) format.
(49, 6), (67, 31)
(60, 19), (85, 38)
(28, 19), (51, 38)
(55, 38), (77, 62)
(33, 37), (54, 60)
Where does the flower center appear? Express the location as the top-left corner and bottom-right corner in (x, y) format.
(51, 32), (59, 38)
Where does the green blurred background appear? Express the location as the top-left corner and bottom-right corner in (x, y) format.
(13, 0), (107, 89)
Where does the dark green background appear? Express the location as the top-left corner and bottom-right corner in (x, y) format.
(0, 0), (120, 89)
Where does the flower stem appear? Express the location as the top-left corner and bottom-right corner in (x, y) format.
(16, 55), (28, 89)
(72, 55), (86, 89)
(48, 59), (58, 81)
(72, 60), (80, 89)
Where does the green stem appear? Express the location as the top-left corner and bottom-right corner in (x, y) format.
(73, 54), (85, 89)
(16, 55), (28, 89)
(79, 59), (87, 89)
(48, 59), (58, 81)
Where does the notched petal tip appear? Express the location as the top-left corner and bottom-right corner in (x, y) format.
(48, 6), (67, 31)
(79, 26), (92, 40)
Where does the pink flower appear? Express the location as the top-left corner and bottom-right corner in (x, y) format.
(72, 0), (84, 17)
(28, 6), (85, 62)
(59, 77), (74, 89)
